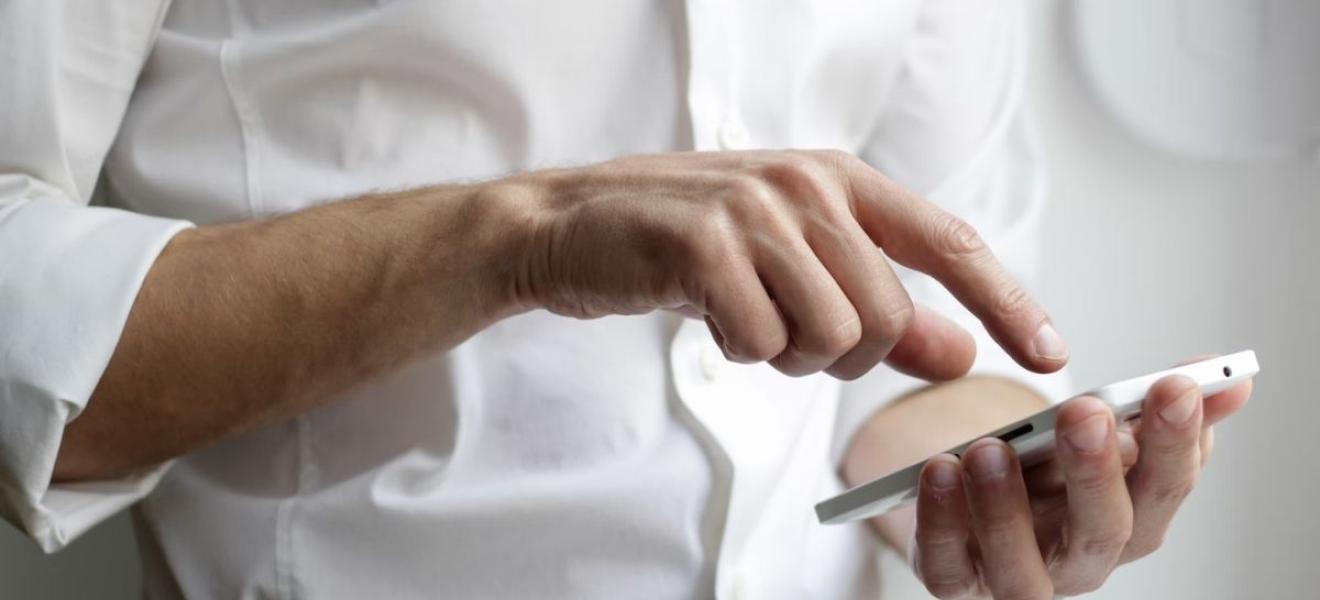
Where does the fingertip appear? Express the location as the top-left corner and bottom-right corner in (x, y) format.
(1174, 354), (1254, 419)
(964, 436), (1009, 457)
(1141, 375), (1204, 434)
(1056, 395), (1111, 427)
(1148, 374), (1200, 404)
(921, 454), (964, 493)
(1028, 321), (1070, 372)
(926, 453), (963, 472)
(962, 438), (1016, 483)
(994, 319), (1068, 375)
(1231, 377), (1253, 401)
(1204, 379), (1251, 426)
(1057, 397), (1117, 457)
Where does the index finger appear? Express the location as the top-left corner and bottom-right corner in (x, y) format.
(844, 161), (1066, 373)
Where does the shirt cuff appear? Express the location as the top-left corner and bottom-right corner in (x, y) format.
(0, 197), (192, 552)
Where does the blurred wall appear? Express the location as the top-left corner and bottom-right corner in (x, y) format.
(2, 1), (1316, 598)
(884, 1), (1320, 598)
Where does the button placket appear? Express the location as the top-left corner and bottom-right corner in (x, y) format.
(684, 0), (740, 152)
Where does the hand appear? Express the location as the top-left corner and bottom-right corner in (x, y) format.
(502, 150), (1067, 380)
(908, 367), (1253, 599)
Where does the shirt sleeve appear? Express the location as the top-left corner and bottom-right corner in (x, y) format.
(832, 0), (1071, 462)
(0, 0), (193, 553)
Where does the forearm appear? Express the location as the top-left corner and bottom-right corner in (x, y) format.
(842, 376), (1050, 553)
(54, 183), (535, 481)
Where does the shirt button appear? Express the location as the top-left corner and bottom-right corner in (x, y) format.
(699, 345), (724, 381)
(718, 119), (750, 150)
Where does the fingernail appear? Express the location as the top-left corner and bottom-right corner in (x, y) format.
(1065, 413), (1111, 453)
(1158, 388), (1199, 425)
(927, 460), (960, 491)
(1032, 323), (1069, 361)
(967, 442), (1009, 482)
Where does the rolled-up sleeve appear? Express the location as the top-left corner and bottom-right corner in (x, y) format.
(833, 0), (1070, 462)
(0, 0), (192, 552)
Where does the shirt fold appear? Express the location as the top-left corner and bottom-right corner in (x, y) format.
(0, 194), (189, 553)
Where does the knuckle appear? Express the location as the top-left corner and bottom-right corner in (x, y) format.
(823, 148), (868, 176)
(1146, 426), (1200, 454)
(725, 173), (779, 211)
(810, 315), (863, 357)
(1072, 467), (1122, 496)
(732, 330), (788, 363)
(777, 151), (819, 173)
(1148, 478), (1197, 506)
(759, 155), (833, 204)
(1078, 528), (1132, 559)
(817, 148), (855, 164)
(870, 296), (915, 342)
(992, 284), (1035, 321)
(918, 527), (968, 549)
(815, 148), (863, 175)
(757, 156), (810, 186)
(976, 516), (1023, 541)
(930, 213), (988, 259)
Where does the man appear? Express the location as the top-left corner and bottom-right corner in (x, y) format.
(0, 1), (1250, 598)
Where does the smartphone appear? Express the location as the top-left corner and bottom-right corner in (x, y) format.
(814, 350), (1260, 525)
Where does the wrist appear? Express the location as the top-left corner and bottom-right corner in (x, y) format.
(452, 176), (559, 320)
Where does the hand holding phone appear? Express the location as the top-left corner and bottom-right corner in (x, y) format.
(816, 350), (1260, 524)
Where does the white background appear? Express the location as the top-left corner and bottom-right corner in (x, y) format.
(882, 2), (1320, 598)
(2, 1), (1316, 597)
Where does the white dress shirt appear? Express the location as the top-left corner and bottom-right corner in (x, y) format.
(0, 1), (1068, 598)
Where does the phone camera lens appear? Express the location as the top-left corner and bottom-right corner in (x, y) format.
(1223, 366), (1232, 377)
